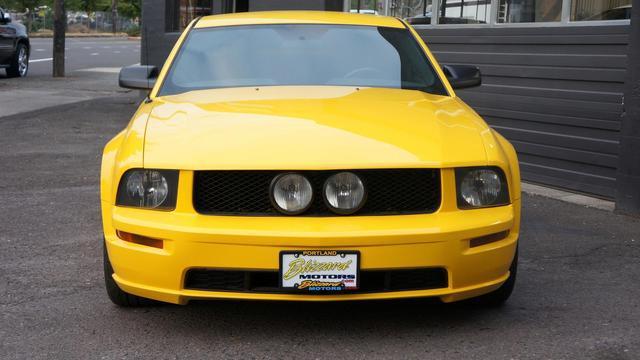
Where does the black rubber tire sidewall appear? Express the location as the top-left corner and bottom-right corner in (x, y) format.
(7, 43), (28, 78)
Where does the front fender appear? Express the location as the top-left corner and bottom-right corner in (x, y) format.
(100, 131), (125, 203)
(16, 36), (29, 51)
(100, 101), (155, 204)
(492, 129), (521, 201)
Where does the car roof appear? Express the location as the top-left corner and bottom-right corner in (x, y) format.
(195, 11), (405, 29)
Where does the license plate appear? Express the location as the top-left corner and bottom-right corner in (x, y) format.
(280, 250), (359, 292)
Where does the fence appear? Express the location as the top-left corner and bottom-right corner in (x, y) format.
(10, 10), (139, 35)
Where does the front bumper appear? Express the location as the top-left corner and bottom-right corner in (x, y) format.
(102, 196), (520, 305)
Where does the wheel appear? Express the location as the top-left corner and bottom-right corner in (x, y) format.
(103, 240), (157, 307)
(467, 248), (518, 307)
(6, 43), (28, 78)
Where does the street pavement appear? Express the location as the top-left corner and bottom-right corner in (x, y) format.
(3, 37), (141, 77)
(1, 94), (639, 359)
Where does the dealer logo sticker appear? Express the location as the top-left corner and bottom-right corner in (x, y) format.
(280, 251), (359, 291)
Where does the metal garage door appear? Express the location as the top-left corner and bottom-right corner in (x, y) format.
(417, 25), (629, 199)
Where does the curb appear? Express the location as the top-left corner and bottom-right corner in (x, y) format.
(521, 182), (614, 211)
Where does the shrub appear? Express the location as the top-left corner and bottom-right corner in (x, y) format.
(126, 24), (140, 37)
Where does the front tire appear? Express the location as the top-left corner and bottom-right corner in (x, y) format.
(103, 240), (156, 307)
(6, 43), (28, 78)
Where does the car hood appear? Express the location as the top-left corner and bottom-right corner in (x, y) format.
(143, 86), (491, 170)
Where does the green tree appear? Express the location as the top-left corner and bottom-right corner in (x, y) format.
(0, 0), (44, 12)
(118, 0), (139, 19)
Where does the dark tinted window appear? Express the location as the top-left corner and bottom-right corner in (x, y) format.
(572, 0), (632, 21)
(159, 24), (447, 96)
(599, 7), (631, 20)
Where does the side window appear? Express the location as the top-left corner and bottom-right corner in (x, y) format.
(497, 0), (562, 23)
(571, 0), (632, 21)
(400, 0), (632, 24)
(396, 0), (434, 25)
(439, 0), (492, 24)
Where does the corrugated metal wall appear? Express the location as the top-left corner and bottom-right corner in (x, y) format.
(417, 25), (630, 198)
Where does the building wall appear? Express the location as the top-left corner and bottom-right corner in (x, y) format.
(141, 0), (179, 69)
(417, 25), (630, 199)
(249, 0), (343, 11)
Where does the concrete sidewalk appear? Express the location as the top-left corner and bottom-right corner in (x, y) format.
(0, 72), (132, 119)
(522, 182), (615, 212)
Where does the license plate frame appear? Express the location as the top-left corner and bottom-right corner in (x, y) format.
(279, 250), (360, 292)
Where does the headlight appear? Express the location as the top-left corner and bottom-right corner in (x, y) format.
(270, 173), (313, 215)
(324, 172), (366, 214)
(116, 169), (179, 209)
(456, 167), (509, 209)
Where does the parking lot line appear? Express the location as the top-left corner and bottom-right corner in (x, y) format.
(30, 58), (53, 63)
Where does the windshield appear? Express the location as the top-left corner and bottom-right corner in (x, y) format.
(159, 24), (448, 96)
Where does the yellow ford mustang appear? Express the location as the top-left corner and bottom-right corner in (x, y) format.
(102, 11), (520, 307)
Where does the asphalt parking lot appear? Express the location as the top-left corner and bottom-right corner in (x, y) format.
(1, 94), (639, 359)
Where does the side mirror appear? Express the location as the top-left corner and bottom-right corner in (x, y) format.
(119, 65), (158, 90)
(442, 64), (481, 89)
(1, 11), (11, 24)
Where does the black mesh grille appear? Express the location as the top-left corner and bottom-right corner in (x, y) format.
(184, 268), (448, 293)
(193, 169), (441, 216)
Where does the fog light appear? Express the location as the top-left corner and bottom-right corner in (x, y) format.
(324, 172), (366, 214)
(270, 173), (313, 215)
